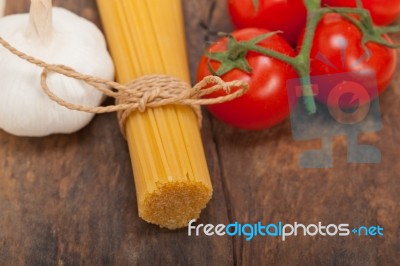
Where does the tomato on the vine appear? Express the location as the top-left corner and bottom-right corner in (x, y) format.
(300, 13), (397, 106)
(227, 0), (307, 45)
(322, 0), (400, 26)
(197, 28), (297, 130)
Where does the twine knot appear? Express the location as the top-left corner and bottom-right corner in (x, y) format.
(0, 36), (249, 138)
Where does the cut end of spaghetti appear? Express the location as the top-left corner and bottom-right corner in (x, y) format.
(139, 181), (212, 230)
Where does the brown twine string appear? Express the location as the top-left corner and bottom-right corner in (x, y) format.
(0, 36), (249, 138)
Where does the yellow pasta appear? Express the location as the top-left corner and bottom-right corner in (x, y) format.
(96, 0), (212, 229)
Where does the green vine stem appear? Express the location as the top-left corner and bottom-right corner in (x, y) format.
(252, 0), (259, 11)
(206, 0), (400, 114)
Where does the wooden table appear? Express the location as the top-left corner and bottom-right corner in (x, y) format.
(1, 1), (399, 265)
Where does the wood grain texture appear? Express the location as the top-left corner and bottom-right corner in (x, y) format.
(0, 0), (399, 265)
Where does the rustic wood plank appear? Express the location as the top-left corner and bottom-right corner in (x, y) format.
(0, 0), (233, 265)
(208, 5), (400, 266)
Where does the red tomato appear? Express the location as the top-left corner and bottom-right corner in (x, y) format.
(227, 0), (307, 45)
(322, 0), (400, 25)
(197, 28), (297, 130)
(302, 14), (397, 107)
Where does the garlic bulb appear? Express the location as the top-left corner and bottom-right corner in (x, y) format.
(0, 0), (114, 136)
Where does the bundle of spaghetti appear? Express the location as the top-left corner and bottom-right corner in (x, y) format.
(96, 0), (212, 229)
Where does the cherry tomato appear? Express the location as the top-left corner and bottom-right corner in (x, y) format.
(197, 28), (297, 130)
(227, 0), (307, 45)
(301, 13), (397, 107)
(322, 0), (400, 25)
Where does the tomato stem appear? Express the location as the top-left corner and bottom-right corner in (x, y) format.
(252, 0), (259, 11)
(293, 8), (324, 113)
(377, 25), (400, 34)
(244, 44), (297, 65)
(305, 0), (321, 10)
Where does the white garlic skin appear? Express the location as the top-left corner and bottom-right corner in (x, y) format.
(0, 7), (114, 136)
